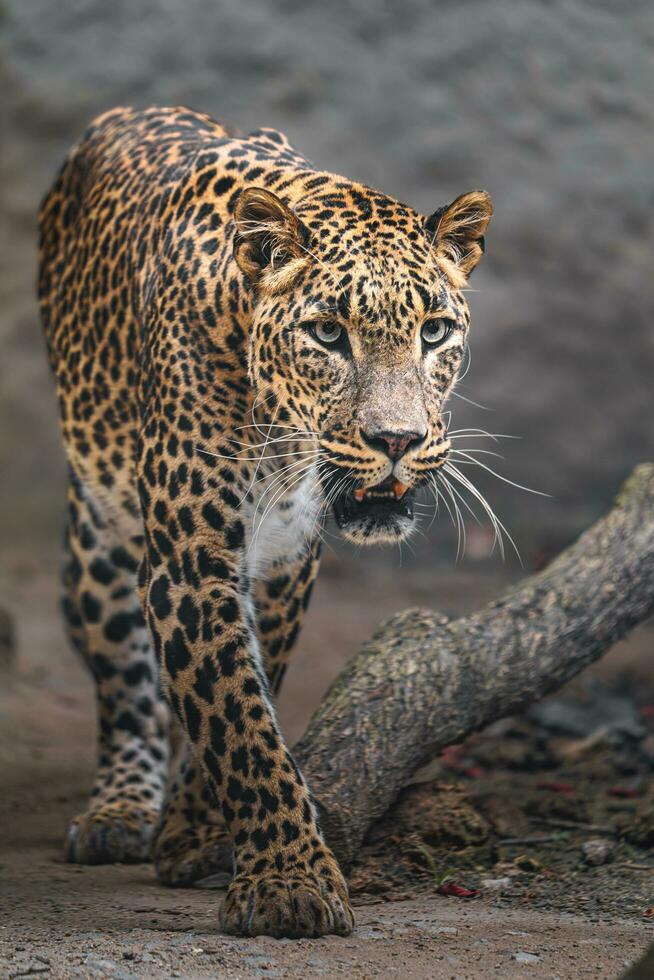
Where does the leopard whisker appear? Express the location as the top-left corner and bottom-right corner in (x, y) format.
(249, 452), (324, 489)
(247, 388), (279, 440)
(250, 455), (323, 518)
(450, 447), (504, 461)
(228, 434), (318, 451)
(250, 458), (323, 552)
(449, 390), (492, 411)
(441, 471), (483, 527)
(426, 472), (454, 534)
(443, 461), (523, 564)
(448, 452), (549, 497)
(239, 453), (325, 516)
(250, 468), (316, 552)
(233, 422), (319, 436)
(250, 449), (327, 527)
(442, 463), (506, 560)
(298, 459), (337, 551)
(435, 471), (467, 562)
(240, 399), (283, 504)
(448, 428), (521, 442)
(199, 447), (322, 464)
(312, 469), (352, 541)
(293, 240), (345, 296)
(457, 343), (472, 385)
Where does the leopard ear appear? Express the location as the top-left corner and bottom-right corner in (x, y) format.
(425, 190), (493, 284)
(233, 187), (309, 288)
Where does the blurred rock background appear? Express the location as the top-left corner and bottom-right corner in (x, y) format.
(1, 0), (653, 566)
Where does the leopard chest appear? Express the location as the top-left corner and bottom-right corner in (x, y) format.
(245, 472), (321, 581)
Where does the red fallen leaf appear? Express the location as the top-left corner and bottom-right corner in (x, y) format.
(464, 765), (486, 779)
(437, 882), (479, 899)
(644, 907), (654, 918)
(531, 550), (549, 572)
(609, 785), (641, 798)
(537, 781), (575, 794)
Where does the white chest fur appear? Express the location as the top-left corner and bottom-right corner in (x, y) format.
(246, 472), (321, 580)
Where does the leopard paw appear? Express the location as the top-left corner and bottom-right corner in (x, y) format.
(65, 801), (158, 864)
(154, 822), (232, 886)
(219, 863), (354, 938)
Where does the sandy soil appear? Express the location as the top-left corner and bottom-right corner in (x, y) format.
(2, 552), (653, 978)
(1, 853), (647, 980)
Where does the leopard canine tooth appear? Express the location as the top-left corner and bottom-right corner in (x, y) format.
(354, 480), (409, 503)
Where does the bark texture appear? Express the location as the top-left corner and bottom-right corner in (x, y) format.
(295, 464), (654, 868)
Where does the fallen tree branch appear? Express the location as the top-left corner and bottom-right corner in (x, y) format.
(295, 463), (654, 867)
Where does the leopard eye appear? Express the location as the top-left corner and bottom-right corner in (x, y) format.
(309, 320), (344, 346)
(421, 318), (455, 348)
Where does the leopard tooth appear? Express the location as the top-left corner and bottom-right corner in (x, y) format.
(392, 480), (410, 499)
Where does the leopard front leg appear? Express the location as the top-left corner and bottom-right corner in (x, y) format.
(256, 546), (321, 695)
(154, 546), (321, 887)
(141, 480), (352, 937)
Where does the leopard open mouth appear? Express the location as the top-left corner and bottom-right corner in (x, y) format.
(330, 473), (415, 541)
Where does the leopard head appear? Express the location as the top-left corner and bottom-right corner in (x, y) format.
(233, 181), (492, 544)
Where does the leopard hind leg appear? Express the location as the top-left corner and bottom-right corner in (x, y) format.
(153, 733), (232, 886)
(62, 471), (170, 863)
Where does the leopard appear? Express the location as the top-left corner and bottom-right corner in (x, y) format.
(38, 105), (492, 939)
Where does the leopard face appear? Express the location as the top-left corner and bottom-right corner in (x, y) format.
(235, 184), (492, 545)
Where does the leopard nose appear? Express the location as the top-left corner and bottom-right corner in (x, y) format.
(361, 428), (427, 461)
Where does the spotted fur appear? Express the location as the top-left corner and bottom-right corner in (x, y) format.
(38, 106), (491, 938)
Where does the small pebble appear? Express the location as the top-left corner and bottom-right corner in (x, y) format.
(581, 838), (615, 866)
(84, 956), (138, 979)
(481, 876), (512, 892)
(243, 953), (276, 968)
(513, 951), (542, 964)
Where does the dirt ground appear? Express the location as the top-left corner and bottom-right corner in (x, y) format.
(1, 547), (653, 979)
